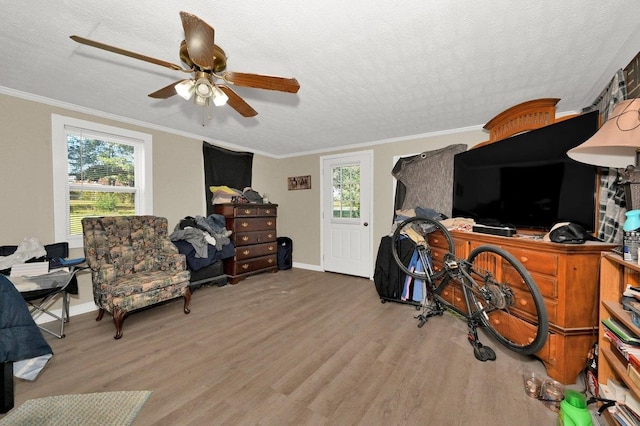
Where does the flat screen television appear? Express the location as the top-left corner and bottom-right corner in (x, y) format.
(451, 110), (599, 232)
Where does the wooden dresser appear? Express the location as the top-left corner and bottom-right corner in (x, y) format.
(442, 230), (615, 384)
(214, 203), (278, 284)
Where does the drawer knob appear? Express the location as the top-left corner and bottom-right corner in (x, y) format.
(241, 263), (250, 270)
(244, 209), (251, 214)
(265, 209), (272, 214)
(241, 222), (249, 228)
(267, 233), (274, 239)
(268, 246), (274, 251)
(242, 236), (249, 242)
(519, 299), (528, 307)
(520, 256), (528, 264)
(267, 221), (274, 226)
(268, 258), (274, 264)
(242, 249), (250, 255)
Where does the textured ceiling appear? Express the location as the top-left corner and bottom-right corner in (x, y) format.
(2, 1), (640, 157)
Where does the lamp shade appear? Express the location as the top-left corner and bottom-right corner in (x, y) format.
(211, 86), (229, 106)
(175, 79), (195, 100)
(567, 98), (640, 168)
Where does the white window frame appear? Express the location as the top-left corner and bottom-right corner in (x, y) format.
(51, 114), (153, 248)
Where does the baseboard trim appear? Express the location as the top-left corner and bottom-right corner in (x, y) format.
(292, 262), (322, 271)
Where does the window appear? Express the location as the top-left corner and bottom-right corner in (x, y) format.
(52, 115), (152, 248)
(331, 164), (361, 220)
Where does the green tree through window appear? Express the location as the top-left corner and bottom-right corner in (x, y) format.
(53, 114), (152, 247)
(67, 136), (136, 234)
(332, 165), (361, 219)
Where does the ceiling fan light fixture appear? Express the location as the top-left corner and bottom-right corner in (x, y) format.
(70, 12), (299, 118)
(194, 77), (213, 98)
(211, 86), (229, 106)
(194, 94), (210, 107)
(175, 80), (195, 100)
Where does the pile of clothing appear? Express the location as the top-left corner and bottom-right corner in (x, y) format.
(209, 186), (265, 204)
(170, 215), (235, 271)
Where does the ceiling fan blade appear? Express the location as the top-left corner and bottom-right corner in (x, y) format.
(218, 85), (258, 117)
(70, 35), (188, 72)
(179, 11), (216, 71)
(221, 71), (300, 93)
(148, 80), (185, 99)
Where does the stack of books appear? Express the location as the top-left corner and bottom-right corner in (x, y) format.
(624, 285), (640, 301)
(602, 317), (640, 361)
(599, 379), (640, 425)
(601, 317), (640, 424)
(629, 354), (640, 389)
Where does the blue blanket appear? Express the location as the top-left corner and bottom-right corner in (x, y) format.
(0, 274), (52, 379)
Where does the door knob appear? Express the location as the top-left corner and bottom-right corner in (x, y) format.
(363, 222), (369, 227)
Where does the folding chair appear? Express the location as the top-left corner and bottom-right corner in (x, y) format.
(0, 242), (84, 338)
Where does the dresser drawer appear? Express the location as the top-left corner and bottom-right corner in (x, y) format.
(502, 247), (559, 277)
(215, 203), (278, 217)
(235, 242), (278, 260)
(258, 206), (277, 216)
(508, 286), (558, 325)
(232, 206), (278, 217)
(226, 254), (277, 275)
(502, 262), (558, 299)
(234, 230), (277, 246)
(229, 217), (277, 233)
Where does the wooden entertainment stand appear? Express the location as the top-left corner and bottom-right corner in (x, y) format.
(449, 229), (615, 384)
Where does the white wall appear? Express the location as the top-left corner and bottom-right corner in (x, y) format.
(0, 92), (488, 316)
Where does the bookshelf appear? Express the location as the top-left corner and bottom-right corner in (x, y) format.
(599, 252), (640, 423)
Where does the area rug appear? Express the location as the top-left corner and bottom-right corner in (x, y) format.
(0, 390), (152, 425)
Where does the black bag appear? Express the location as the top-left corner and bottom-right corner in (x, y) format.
(277, 237), (292, 270)
(243, 188), (263, 203)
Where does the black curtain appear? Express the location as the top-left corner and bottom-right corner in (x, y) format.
(203, 142), (253, 216)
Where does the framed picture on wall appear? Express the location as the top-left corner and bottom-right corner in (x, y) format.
(288, 175), (311, 190)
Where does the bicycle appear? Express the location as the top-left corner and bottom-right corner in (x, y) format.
(389, 216), (549, 361)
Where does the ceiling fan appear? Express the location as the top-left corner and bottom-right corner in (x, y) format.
(70, 11), (300, 117)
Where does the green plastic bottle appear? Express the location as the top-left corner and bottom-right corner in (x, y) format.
(558, 390), (592, 426)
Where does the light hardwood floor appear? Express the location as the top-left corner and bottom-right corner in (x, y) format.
(4, 268), (565, 425)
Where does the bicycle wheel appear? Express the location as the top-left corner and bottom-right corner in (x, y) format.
(462, 245), (548, 355)
(391, 216), (455, 281)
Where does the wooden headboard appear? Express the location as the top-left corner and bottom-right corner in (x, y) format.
(474, 98), (579, 148)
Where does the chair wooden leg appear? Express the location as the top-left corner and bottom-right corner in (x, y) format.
(112, 307), (125, 340)
(183, 288), (191, 314)
(96, 308), (105, 321)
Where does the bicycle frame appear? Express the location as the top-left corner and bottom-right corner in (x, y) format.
(413, 243), (512, 361)
(415, 246), (487, 323)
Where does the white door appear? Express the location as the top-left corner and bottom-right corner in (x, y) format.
(321, 151), (372, 278)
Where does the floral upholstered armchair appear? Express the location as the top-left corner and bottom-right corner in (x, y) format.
(81, 216), (191, 339)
